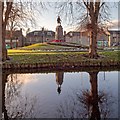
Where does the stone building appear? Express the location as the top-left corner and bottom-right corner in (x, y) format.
(65, 30), (110, 47)
(5, 28), (25, 49)
(26, 30), (55, 45)
(65, 31), (90, 46)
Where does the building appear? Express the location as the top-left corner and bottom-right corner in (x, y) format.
(65, 31), (90, 46)
(65, 30), (110, 47)
(5, 28), (25, 49)
(26, 30), (55, 45)
(108, 30), (120, 46)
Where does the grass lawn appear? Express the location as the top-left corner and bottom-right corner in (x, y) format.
(7, 51), (86, 63)
(5, 43), (120, 64)
(7, 50), (120, 64)
(20, 43), (75, 50)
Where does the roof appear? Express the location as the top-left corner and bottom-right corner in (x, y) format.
(65, 31), (90, 37)
(65, 31), (80, 37)
(26, 30), (55, 37)
(108, 30), (120, 33)
(65, 30), (110, 38)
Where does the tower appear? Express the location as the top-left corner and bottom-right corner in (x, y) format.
(55, 16), (64, 41)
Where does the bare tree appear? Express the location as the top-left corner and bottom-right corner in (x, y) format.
(56, 1), (114, 58)
(1, 1), (46, 61)
(2, 1), (13, 61)
(6, 2), (37, 49)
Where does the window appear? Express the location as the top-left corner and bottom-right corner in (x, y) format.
(34, 32), (39, 36)
(112, 32), (116, 37)
(47, 32), (52, 36)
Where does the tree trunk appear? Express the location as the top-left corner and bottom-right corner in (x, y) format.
(10, 38), (13, 49)
(0, 1), (2, 62)
(2, 2), (13, 61)
(89, 24), (98, 58)
(88, 2), (100, 59)
(2, 73), (9, 119)
(2, 24), (8, 61)
(89, 71), (100, 120)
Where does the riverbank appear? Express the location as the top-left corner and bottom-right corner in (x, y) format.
(1, 50), (120, 69)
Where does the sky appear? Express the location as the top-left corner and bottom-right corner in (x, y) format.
(23, 2), (119, 35)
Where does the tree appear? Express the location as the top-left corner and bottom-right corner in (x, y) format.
(0, 1), (2, 62)
(1, 1), (46, 61)
(2, 1), (13, 61)
(6, 2), (36, 49)
(56, 1), (112, 58)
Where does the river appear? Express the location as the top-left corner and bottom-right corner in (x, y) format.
(2, 69), (119, 119)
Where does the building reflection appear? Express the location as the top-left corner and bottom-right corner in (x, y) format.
(56, 72), (64, 94)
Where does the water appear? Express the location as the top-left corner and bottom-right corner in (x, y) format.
(2, 70), (119, 119)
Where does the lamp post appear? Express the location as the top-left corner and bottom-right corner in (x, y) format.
(42, 27), (44, 43)
(16, 37), (18, 49)
(70, 32), (73, 43)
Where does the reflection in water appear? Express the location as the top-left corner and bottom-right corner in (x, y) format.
(2, 73), (41, 119)
(2, 73), (9, 120)
(56, 71), (116, 119)
(2, 70), (118, 119)
(56, 72), (64, 94)
(89, 71), (100, 120)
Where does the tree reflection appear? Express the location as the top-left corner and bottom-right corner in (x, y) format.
(56, 71), (116, 119)
(88, 71), (100, 120)
(2, 73), (41, 119)
(2, 73), (9, 120)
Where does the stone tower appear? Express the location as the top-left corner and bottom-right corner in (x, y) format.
(56, 72), (64, 94)
(55, 16), (64, 41)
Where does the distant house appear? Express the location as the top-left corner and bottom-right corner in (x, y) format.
(108, 30), (120, 46)
(65, 31), (81, 44)
(26, 30), (55, 45)
(65, 31), (90, 46)
(65, 30), (110, 47)
(5, 28), (25, 49)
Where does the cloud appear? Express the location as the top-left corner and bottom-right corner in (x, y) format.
(107, 20), (120, 30)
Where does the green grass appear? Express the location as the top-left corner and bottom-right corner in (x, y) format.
(6, 43), (120, 64)
(21, 43), (74, 50)
(21, 43), (48, 49)
(99, 51), (120, 61)
(6, 50), (120, 64)
(7, 52), (86, 64)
